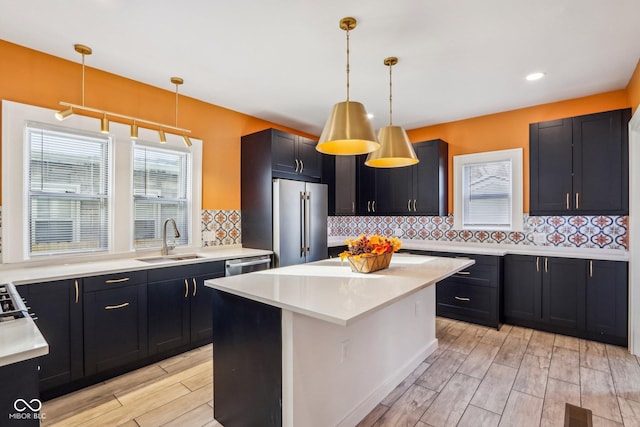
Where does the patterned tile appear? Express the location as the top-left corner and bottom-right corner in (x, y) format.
(201, 209), (241, 247)
(328, 214), (628, 250)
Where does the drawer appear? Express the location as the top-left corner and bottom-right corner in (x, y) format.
(438, 253), (501, 283)
(84, 270), (147, 292)
(147, 261), (225, 282)
(436, 280), (497, 321)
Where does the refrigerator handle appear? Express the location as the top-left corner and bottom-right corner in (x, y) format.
(305, 191), (311, 255)
(300, 192), (305, 257)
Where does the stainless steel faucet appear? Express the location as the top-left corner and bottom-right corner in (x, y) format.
(161, 218), (180, 255)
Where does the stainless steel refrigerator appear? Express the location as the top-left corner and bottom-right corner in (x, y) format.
(272, 179), (327, 267)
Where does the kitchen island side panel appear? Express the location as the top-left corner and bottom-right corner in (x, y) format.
(212, 289), (282, 427)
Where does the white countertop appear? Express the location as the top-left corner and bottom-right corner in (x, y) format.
(328, 237), (629, 261)
(0, 246), (272, 286)
(0, 317), (48, 368)
(205, 254), (474, 326)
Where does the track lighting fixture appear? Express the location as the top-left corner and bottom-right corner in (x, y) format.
(100, 114), (109, 134)
(365, 57), (418, 168)
(55, 44), (194, 147)
(316, 17), (379, 156)
(54, 107), (73, 121)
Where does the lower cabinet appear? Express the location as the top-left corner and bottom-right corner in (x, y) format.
(21, 279), (83, 394)
(83, 271), (148, 376)
(504, 255), (627, 345)
(147, 261), (224, 355)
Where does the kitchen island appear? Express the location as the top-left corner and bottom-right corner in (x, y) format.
(205, 253), (474, 427)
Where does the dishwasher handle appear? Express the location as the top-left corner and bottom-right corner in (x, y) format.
(225, 258), (271, 268)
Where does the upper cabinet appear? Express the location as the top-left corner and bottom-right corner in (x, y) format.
(270, 129), (322, 181)
(529, 108), (630, 215)
(354, 139), (448, 216)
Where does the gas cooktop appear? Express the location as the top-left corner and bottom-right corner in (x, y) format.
(0, 283), (28, 322)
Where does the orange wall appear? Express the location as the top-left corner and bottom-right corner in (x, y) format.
(0, 40), (314, 209)
(627, 59), (640, 114)
(407, 91), (631, 213)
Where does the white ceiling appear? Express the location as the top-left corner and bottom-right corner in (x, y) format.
(1, 0), (640, 136)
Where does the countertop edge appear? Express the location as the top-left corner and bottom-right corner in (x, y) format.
(0, 317), (49, 368)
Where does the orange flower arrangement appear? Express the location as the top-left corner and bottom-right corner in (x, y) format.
(339, 234), (402, 261)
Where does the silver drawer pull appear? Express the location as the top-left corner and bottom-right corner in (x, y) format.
(105, 277), (130, 284)
(457, 271), (471, 275)
(105, 302), (129, 310)
(455, 296), (471, 301)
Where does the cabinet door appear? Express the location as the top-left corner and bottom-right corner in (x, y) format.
(414, 140), (448, 216)
(297, 137), (322, 181)
(84, 284), (147, 375)
(383, 165), (415, 214)
(586, 260), (628, 339)
(529, 119), (573, 214)
(190, 273), (219, 343)
(148, 278), (190, 355)
(503, 255), (542, 322)
(542, 257), (586, 331)
(356, 155), (377, 214)
(334, 156), (356, 215)
(23, 279), (83, 391)
(573, 109), (629, 214)
(271, 130), (297, 176)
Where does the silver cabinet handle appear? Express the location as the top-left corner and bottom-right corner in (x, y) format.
(589, 260), (593, 278)
(455, 296), (470, 301)
(294, 159), (299, 173)
(372, 200), (376, 212)
(545, 257), (549, 273)
(576, 193), (580, 210)
(407, 199), (411, 211)
(184, 279), (189, 298)
(105, 277), (130, 284)
(105, 302), (129, 310)
(566, 193), (570, 210)
(74, 279), (79, 304)
(457, 271), (471, 275)
(352, 201), (355, 213)
(536, 256), (540, 272)
(300, 160), (304, 174)
(367, 201), (371, 213)
(192, 278), (197, 297)
(413, 199), (417, 212)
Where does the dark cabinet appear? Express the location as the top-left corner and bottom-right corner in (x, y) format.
(324, 155), (357, 215)
(268, 129), (322, 181)
(0, 358), (40, 426)
(503, 255), (627, 345)
(585, 260), (628, 340)
(530, 108), (630, 215)
(21, 279), (83, 393)
(355, 139), (448, 215)
(84, 271), (148, 376)
(148, 261), (225, 355)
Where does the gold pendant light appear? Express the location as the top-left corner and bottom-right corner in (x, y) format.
(365, 57), (418, 168)
(316, 17), (379, 156)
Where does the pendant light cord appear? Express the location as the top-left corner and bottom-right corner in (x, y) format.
(81, 52), (85, 106)
(389, 63), (393, 126)
(346, 28), (350, 102)
(175, 82), (179, 127)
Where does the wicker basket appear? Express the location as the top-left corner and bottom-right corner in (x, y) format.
(347, 252), (393, 273)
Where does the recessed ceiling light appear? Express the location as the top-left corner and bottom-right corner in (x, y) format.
(526, 72), (545, 81)
(367, 113), (374, 119)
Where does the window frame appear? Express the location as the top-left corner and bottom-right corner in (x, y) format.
(453, 148), (523, 232)
(2, 100), (202, 263)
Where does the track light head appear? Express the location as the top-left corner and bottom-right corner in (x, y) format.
(100, 114), (109, 134)
(55, 107), (73, 121)
(182, 135), (192, 147)
(130, 123), (138, 140)
(159, 130), (167, 144)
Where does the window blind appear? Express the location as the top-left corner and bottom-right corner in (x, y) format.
(133, 144), (189, 249)
(27, 124), (110, 255)
(462, 160), (512, 229)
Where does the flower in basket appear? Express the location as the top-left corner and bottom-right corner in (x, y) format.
(339, 234), (402, 261)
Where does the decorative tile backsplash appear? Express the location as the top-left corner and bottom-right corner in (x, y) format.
(201, 209), (242, 247)
(328, 214), (628, 250)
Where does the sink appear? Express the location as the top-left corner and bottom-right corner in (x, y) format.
(138, 253), (203, 264)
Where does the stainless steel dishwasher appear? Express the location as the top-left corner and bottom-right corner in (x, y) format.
(224, 255), (271, 276)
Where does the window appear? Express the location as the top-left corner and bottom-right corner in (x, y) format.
(27, 124), (110, 256)
(453, 148), (523, 231)
(133, 143), (190, 249)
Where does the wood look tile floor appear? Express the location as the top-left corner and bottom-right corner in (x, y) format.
(41, 318), (640, 426)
